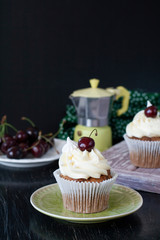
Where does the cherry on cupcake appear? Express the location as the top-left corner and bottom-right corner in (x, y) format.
(144, 105), (157, 118)
(78, 137), (95, 152)
(78, 129), (97, 152)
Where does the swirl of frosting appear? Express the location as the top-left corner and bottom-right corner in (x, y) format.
(59, 137), (110, 179)
(126, 101), (160, 138)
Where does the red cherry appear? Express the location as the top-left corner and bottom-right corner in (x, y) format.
(39, 139), (50, 153)
(7, 146), (24, 159)
(4, 134), (12, 141)
(1, 137), (17, 154)
(26, 126), (39, 144)
(78, 137), (95, 152)
(15, 130), (28, 143)
(19, 142), (29, 157)
(144, 105), (157, 118)
(31, 141), (45, 158)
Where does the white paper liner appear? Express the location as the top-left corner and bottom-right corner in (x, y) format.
(53, 169), (118, 213)
(124, 134), (160, 168)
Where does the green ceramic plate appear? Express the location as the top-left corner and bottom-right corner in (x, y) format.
(30, 183), (143, 223)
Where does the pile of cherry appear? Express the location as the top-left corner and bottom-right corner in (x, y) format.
(0, 116), (55, 159)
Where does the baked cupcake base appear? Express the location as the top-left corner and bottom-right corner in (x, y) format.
(54, 169), (118, 213)
(60, 169), (112, 183)
(124, 134), (160, 168)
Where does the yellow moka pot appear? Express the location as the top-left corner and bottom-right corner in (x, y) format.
(70, 79), (130, 152)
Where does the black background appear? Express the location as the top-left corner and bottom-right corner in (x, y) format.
(1, 1), (160, 134)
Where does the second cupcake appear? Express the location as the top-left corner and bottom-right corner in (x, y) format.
(124, 101), (160, 168)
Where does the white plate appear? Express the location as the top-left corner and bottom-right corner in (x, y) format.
(0, 138), (66, 168)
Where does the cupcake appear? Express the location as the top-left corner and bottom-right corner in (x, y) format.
(124, 101), (160, 168)
(54, 135), (117, 213)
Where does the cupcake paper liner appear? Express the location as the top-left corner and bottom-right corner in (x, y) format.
(53, 169), (118, 213)
(124, 134), (160, 168)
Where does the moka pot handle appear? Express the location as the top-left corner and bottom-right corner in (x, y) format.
(115, 86), (130, 116)
(106, 86), (130, 116)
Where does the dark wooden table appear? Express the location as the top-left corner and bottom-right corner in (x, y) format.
(0, 160), (160, 240)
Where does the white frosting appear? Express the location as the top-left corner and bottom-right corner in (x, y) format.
(126, 102), (160, 138)
(59, 137), (110, 179)
(147, 100), (152, 107)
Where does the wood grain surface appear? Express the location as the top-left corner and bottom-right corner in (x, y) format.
(103, 141), (160, 194)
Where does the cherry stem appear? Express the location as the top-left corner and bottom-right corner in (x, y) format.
(37, 131), (57, 151)
(51, 119), (66, 139)
(41, 135), (54, 145)
(44, 133), (53, 137)
(1, 115), (7, 124)
(38, 131), (42, 140)
(28, 121), (66, 154)
(0, 116), (11, 138)
(41, 135), (59, 154)
(0, 124), (5, 138)
(89, 129), (98, 138)
(21, 117), (35, 127)
(27, 140), (40, 151)
(4, 123), (18, 132)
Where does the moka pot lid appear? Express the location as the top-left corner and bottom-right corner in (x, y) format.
(70, 79), (117, 98)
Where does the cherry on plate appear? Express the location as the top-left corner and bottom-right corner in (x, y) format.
(31, 142), (45, 158)
(1, 137), (17, 154)
(7, 146), (24, 159)
(26, 126), (39, 144)
(19, 142), (29, 157)
(15, 130), (28, 143)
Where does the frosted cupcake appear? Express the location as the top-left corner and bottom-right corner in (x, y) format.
(54, 135), (117, 213)
(124, 101), (160, 168)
